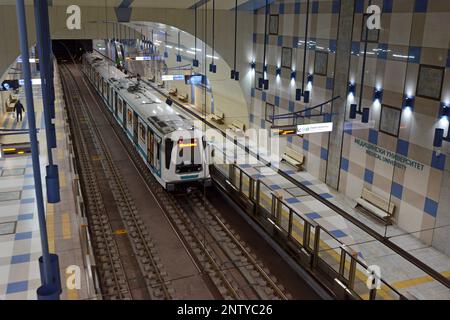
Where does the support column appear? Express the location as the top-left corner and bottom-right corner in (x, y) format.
(325, 0), (355, 189)
(15, 0), (59, 300)
(34, 0), (61, 206)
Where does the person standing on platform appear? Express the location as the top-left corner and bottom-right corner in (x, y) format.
(14, 99), (25, 122)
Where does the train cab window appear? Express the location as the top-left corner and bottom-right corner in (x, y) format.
(118, 99), (123, 113)
(175, 139), (202, 174)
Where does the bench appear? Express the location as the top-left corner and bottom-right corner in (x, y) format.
(355, 188), (395, 224)
(5, 94), (18, 113)
(207, 111), (225, 124)
(157, 80), (165, 88)
(281, 147), (304, 171)
(169, 88), (178, 96)
(227, 120), (246, 133)
(178, 93), (189, 103)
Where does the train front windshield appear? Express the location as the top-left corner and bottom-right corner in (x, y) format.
(175, 138), (203, 174)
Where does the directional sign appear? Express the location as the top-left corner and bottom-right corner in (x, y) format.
(162, 74), (185, 81)
(135, 56), (163, 61)
(297, 122), (333, 135)
(18, 79), (42, 86)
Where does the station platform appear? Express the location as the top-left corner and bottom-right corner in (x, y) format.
(136, 75), (450, 300)
(0, 62), (92, 299)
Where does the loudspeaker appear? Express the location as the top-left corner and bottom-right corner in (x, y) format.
(296, 89), (302, 101)
(258, 78), (263, 89)
(434, 128), (445, 148)
(234, 71), (240, 81)
(193, 59), (199, 67)
(362, 108), (370, 123)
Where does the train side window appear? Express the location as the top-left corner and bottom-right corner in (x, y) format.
(139, 123), (145, 141)
(127, 109), (132, 124)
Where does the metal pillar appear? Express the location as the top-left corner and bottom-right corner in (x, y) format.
(15, 0), (59, 300)
(34, 0), (60, 205)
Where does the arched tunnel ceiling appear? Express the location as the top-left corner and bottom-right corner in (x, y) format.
(0, 0), (273, 10)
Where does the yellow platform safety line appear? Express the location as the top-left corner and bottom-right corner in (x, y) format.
(56, 130), (63, 143)
(391, 269), (450, 290)
(65, 272), (79, 300)
(57, 148), (64, 161)
(59, 170), (66, 188)
(61, 212), (72, 240)
(46, 204), (55, 253)
(240, 174), (395, 299)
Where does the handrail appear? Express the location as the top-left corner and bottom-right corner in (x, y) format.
(216, 157), (407, 300)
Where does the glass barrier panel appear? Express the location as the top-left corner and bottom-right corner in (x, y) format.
(308, 223), (316, 252)
(290, 212), (305, 247)
(317, 231), (343, 275)
(241, 172), (251, 198)
(352, 270), (371, 300)
(258, 183), (272, 213)
(342, 252), (353, 281)
(279, 203), (290, 234)
(233, 166), (240, 189)
(212, 148), (229, 178)
(375, 282), (402, 300)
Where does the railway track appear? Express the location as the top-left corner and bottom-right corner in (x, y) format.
(175, 190), (290, 299)
(60, 61), (290, 300)
(60, 63), (172, 300)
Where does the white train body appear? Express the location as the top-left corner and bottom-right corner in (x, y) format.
(82, 52), (211, 191)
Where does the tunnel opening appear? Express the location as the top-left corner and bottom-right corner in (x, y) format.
(52, 40), (93, 63)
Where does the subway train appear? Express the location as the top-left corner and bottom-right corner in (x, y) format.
(82, 52), (211, 191)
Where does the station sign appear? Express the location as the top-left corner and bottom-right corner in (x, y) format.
(16, 57), (39, 63)
(162, 74), (185, 81)
(272, 128), (297, 136)
(19, 79), (42, 86)
(297, 122), (333, 135)
(135, 56), (163, 61)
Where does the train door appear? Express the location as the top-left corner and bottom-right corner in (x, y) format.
(133, 112), (138, 145)
(106, 83), (110, 105)
(147, 128), (155, 168)
(108, 86), (113, 108)
(122, 102), (127, 127)
(147, 129), (161, 175)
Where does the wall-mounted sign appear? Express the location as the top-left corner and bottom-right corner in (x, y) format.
(354, 138), (424, 171)
(162, 74), (185, 81)
(297, 122), (333, 135)
(135, 56), (163, 61)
